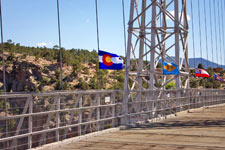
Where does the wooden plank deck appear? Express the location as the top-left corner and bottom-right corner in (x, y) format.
(47, 104), (225, 150)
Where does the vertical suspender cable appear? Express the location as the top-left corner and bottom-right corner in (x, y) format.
(219, 0), (225, 68)
(0, 0), (8, 143)
(222, 0), (225, 67)
(122, 0), (127, 56)
(209, 0), (214, 67)
(190, 0), (196, 68)
(213, 0), (219, 68)
(203, 0), (209, 68)
(95, 0), (100, 51)
(217, 0), (223, 68)
(197, 0), (203, 65)
(224, 0), (225, 66)
(57, 0), (63, 90)
(0, 0), (5, 93)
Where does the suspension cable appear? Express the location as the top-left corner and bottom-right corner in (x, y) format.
(190, 0), (196, 68)
(0, 0), (5, 93)
(219, 0), (225, 68)
(95, 0), (100, 51)
(197, 0), (203, 65)
(213, 0), (219, 68)
(222, 0), (225, 67)
(209, 0), (214, 68)
(0, 0), (9, 146)
(203, 0), (209, 68)
(56, 0), (63, 90)
(217, 0), (223, 68)
(122, 0), (127, 56)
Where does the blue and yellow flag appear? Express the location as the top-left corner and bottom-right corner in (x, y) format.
(163, 62), (179, 75)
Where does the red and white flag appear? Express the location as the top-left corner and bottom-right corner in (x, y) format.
(195, 68), (209, 78)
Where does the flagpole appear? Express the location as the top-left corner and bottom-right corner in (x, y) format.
(95, 0), (100, 51)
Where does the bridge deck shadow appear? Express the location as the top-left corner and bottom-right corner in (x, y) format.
(137, 119), (225, 129)
(43, 105), (225, 150)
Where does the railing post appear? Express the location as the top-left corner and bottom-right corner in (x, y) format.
(78, 95), (82, 136)
(214, 90), (217, 105)
(147, 90), (151, 119)
(211, 89), (214, 106)
(56, 94), (60, 142)
(176, 90), (181, 113)
(203, 90), (206, 106)
(97, 93), (101, 131)
(162, 90), (166, 117)
(197, 90), (199, 108)
(150, 90), (155, 119)
(112, 92), (116, 127)
(28, 95), (33, 149)
(4, 96), (9, 149)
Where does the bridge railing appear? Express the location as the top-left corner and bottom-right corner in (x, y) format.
(0, 89), (225, 149)
(124, 89), (225, 125)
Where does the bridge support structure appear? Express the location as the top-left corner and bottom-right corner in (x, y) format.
(123, 0), (189, 125)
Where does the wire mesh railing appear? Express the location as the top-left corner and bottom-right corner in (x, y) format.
(0, 89), (225, 149)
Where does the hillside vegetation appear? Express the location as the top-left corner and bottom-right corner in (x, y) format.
(0, 40), (224, 92)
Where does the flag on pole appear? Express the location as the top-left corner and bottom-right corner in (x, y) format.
(195, 68), (209, 78)
(163, 62), (179, 75)
(98, 50), (123, 70)
(214, 74), (223, 81)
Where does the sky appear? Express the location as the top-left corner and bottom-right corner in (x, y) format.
(2, 0), (225, 66)
(2, 0), (130, 55)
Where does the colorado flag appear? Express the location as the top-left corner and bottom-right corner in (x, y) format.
(163, 62), (179, 75)
(98, 50), (123, 70)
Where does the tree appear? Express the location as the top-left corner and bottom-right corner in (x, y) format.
(205, 82), (213, 88)
(190, 78), (199, 88)
(75, 78), (89, 90)
(89, 75), (99, 89)
(156, 63), (162, 68)
(72, 60), (81, 77)
(53, 45), (59, 49)
(213, 81), (221, 89)
(198, 63), (204, 69)
(165, 82), (176, 89)
(7, 39), (12, 44)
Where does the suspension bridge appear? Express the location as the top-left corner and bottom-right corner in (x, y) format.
(1, 0), (225, 149)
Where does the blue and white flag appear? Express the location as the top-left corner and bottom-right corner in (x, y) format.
(98, 50), (123, 70)
(163, 62), (179, 75)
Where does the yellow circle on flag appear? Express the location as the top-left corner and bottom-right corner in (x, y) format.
(105, 56), (112, 63)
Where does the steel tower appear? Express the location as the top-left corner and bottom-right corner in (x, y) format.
(123, 0), (189, 124)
